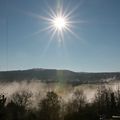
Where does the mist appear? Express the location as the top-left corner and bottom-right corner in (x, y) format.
(1, 80), (120, 105)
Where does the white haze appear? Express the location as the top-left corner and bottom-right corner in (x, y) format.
(0, 80), (120, 105)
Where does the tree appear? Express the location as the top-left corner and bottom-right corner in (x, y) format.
(93, 85), (117, 119)
(11, 90), (32, 108)
(110, 92), (116, 115)
(0, 94), (6, 120)
(66, 89), (86, 113)
(6, 90), (32, 120)
(64, 89), (87, 120)
(38, 91), (61, 120)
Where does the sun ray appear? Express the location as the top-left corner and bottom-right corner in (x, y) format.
(65, 27), (79, 40)
(32, 1), (83, 44)
(64, 4), (80, 18)
(51, 28), (57, 40)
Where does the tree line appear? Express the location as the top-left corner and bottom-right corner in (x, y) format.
(0, 85), (120, 120)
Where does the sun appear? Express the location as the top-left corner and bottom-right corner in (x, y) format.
(48, 12), (70, 41)
(40, 6), (79, 42)
(53, 16), (67, 31)
(40, 8), (72, 41)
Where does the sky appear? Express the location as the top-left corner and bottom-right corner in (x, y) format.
(0, 0), (120, 72)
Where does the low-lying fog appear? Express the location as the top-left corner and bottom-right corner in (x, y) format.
(0, 80), (120, 105)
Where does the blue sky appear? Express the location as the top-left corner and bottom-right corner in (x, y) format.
(0, 0), (120, 72)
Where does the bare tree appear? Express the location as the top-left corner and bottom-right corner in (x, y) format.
(11, 90), (32, 108)
(0, 94), (6, 120)
(38, 91), (61, 120)
(67, 89), (86, 113)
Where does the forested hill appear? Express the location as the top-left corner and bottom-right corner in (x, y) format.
(0, 68), (120, 85)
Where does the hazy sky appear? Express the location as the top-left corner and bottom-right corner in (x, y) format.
(0, 0), (120, 72)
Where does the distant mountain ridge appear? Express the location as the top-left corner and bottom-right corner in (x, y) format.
(0, 68), (120, 85)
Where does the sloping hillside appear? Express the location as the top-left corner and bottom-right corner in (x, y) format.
(0, 68), (120, 85)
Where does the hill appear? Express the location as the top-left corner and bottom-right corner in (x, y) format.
(0, 68), (120, 85)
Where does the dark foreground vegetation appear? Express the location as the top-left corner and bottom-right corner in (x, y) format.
(0, 86), (120, 120)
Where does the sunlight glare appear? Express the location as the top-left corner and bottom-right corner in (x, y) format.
(53, 16), (67, 31)
(40, 5), (80, 43)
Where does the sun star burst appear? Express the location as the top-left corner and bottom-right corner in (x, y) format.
(41, 9), (73, 42)
(40, 5), (80, 43)
(53, 16), (67, 31)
